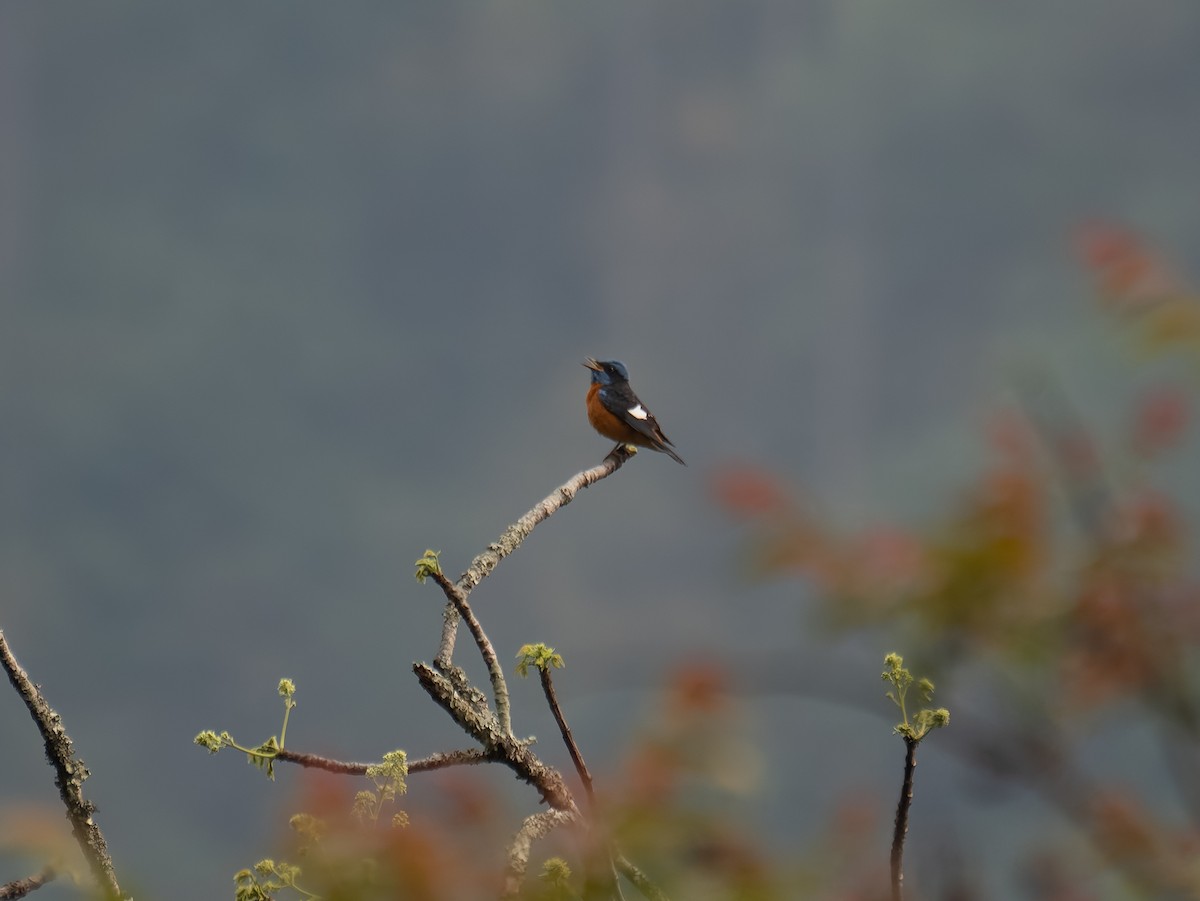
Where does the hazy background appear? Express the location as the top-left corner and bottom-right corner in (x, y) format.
(2, 3), (1198, 898)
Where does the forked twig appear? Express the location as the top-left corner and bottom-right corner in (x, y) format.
(413, 662), (578, 812)
(431, 569), (513, 736)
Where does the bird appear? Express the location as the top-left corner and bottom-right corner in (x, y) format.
(583, 358), (685, 465)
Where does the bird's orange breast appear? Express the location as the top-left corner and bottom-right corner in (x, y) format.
(587, 383), (646, 445)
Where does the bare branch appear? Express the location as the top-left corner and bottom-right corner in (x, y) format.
(0, 631), (124, 900)
(501, 808), (580, 899)
(0, 866), (56, 900)
(435, 447), (633, 668)
(273, 746), (493, 775)
(273, 748), (370, 774)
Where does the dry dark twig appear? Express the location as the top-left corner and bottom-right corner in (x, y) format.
(0, 631), (123, 900)
(890, 736), (917, 901)
(538, 665), (595, 810)
(536, 663), (632, 901)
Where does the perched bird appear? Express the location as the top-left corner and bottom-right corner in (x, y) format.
(583, 358), (685, 465)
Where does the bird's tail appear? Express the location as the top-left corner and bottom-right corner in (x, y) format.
(660, 444), (686, 466)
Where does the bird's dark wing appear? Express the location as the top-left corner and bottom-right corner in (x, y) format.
(599, 383), (682, 457)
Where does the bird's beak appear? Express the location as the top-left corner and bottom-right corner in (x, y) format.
(582, 358), (602, 371)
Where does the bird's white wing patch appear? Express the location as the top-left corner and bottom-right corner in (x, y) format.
(627, 404), (649, 420)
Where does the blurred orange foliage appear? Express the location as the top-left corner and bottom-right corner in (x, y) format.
(1076, 221), (1200, 355)
(1130, 386), (1189, 458)
(709, 223), (1200, 896)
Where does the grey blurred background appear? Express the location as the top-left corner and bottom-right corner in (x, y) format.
(1, 3), (1198, 898)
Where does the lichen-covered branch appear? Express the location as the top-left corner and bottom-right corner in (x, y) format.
(501, 809), (580, 899)
(408, 747), (495, 773)
(435, 446), (633, 668)
(0, 631), (124, 900)
(273, 746), (493, 775)
(0, 866), (57, 900)
(413, 663), (577, 812)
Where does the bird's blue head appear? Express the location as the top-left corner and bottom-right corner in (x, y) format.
(583, 358), (629, 386)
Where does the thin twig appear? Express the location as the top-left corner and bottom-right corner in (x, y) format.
(0, 631), (123, 900)
(614, 855), (670, 901)
(501, 808), (580, 899)
(431, 569), (512, 736)
(272, 749), (370, 774)
(435, 447), (633, 669)
(274, 746), (493, 776)
(0, 866), (56, 900)
(605, 860), (629, 901)
(539, 667), (627, 901)
(890, 736), (917, 901)
(539, 667), (594, 809)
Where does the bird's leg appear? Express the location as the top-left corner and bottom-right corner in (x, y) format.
(604, 443), (637, 464)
